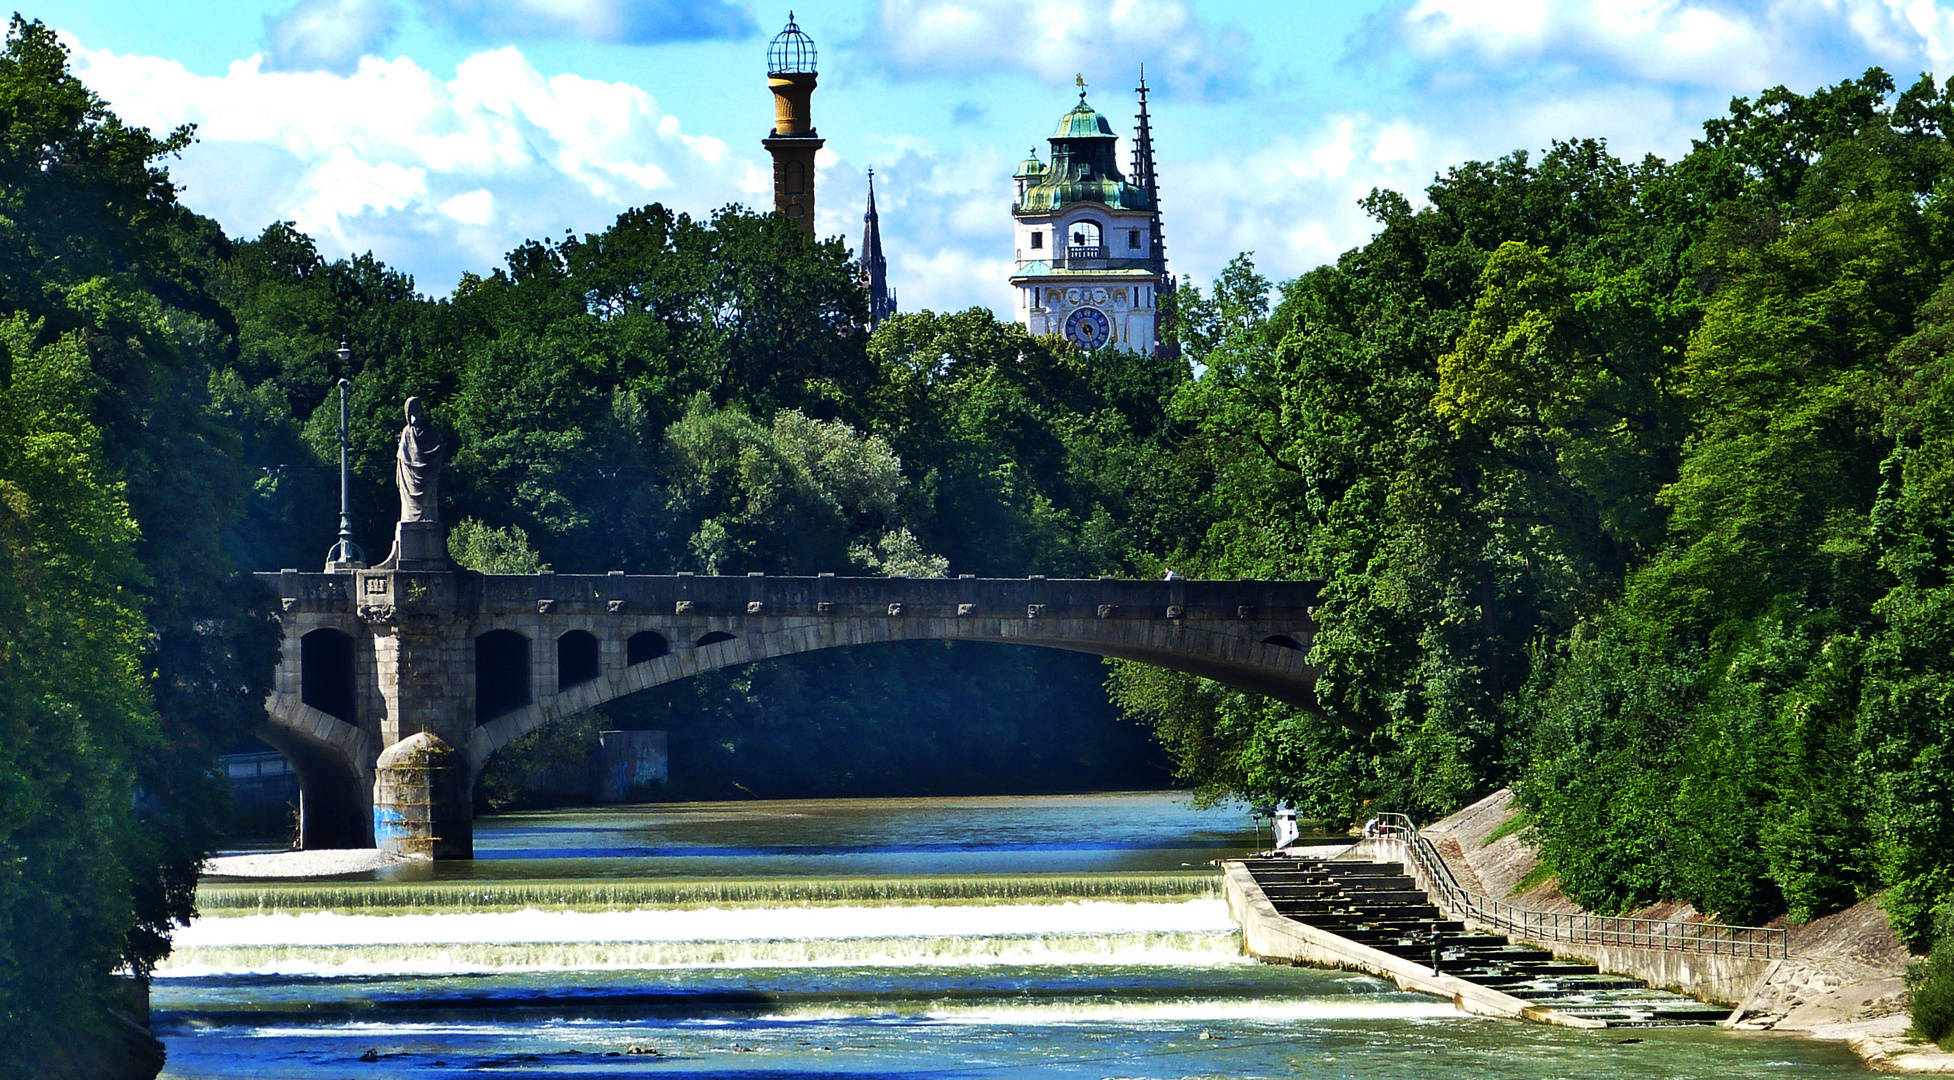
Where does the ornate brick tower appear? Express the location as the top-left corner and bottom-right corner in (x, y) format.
(763, 13), (821, 235)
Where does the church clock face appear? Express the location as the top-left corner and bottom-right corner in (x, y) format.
(1065, 305), (1112, 350)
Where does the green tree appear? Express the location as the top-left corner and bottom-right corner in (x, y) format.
(0, 25), (278, 1072)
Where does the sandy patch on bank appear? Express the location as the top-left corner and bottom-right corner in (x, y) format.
(203, 849), (429, 878)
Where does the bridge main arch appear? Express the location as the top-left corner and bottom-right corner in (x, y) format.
(257, 570), (1321, 858)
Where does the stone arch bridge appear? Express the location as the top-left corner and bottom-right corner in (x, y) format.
(258, 568), (1321, 858)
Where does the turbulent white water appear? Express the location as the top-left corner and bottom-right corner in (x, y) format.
(174, 898), (1236, 946)
(763, 997), (1462, 1025)
(159, 899), (1249, 977)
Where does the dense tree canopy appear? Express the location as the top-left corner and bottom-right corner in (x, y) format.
(1122, 69), (1954, 960)
(0, 18), (275, 1076)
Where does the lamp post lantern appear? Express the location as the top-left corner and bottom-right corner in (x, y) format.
(325, 343), (366, 571)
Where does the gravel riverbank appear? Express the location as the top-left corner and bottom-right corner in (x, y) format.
(202, 849), (428, 879)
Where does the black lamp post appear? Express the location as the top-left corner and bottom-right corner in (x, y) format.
(325, 342), (366, 570)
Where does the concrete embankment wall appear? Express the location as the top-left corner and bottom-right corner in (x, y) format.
(1368, 835), (1772, 1007)
(1519, 941), (1770, 1007)
(1221, 862), (1602, 1029)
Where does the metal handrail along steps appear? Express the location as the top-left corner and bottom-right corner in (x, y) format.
(1370, 813), (1787, 960)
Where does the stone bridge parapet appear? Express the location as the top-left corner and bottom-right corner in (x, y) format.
(256, 570), (1322, 857)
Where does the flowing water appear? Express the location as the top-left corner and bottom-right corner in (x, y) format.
(159, 792), (1871, 1077)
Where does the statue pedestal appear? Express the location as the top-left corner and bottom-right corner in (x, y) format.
(381, 521), (449, 570)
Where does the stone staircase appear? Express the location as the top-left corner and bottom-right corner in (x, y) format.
(1239, 856), (1732, 1026)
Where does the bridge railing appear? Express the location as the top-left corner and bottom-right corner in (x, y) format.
(1372, 812), (1787, 960)
(262, 570), (1324, 621)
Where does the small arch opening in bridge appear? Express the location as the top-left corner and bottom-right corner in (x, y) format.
(628, 631), (669, 664)
(300, 628), (357, 723)
(558, 630), (600, 691)
(476, 630), (531, 723)
(696, 631), (736, 648)
(1262, 635), (1304, 651)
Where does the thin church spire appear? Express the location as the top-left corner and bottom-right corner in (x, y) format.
(861, 169), (897, 331)
(1133, 67), (1175, 357)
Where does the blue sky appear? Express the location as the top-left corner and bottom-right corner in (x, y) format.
(37, 1), (1954, 313)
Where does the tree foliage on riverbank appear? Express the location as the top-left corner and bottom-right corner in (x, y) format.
(0, 19), (275, 1075)
(1131, 70), (1954, 956)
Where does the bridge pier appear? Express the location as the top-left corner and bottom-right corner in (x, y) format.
(373, 732), (474, 859)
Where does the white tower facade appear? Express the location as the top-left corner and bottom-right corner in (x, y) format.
(1011, 80), (1167, 355)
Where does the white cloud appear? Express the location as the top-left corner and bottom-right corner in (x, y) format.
(438, 188), (494, 225)
(1898, 0), (1954, 71)
(826, 113), (1457, 320)
(866, 0), (1249, 99)
(1400, 0), (1938, 91)
(814, 137), (1023, 315)
(264, 0), (400, 74)
(63, 35), (768, 292)
(420, 0), (752, 44)
(1166, 113), (1458, 292)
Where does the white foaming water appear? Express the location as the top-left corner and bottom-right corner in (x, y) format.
(175, 899), (1232, 946)
(158, 900), (1247, 977)
(771, 997), (1463, 1025)
(222, 997), (1462, 1040)
(160, 931), (1250, 976)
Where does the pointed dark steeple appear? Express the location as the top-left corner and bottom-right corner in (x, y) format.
(1132, 66), (1176, 357)
(1131, 67), (1167, 276)
(862, 169), (897, 330)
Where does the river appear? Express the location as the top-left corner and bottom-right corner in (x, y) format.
(158, 791), (1871, 1077)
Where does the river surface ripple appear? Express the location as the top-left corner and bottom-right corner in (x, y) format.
(159, 791), (1871, 1077)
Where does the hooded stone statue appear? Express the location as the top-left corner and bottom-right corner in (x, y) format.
(395, 397), (443, 523)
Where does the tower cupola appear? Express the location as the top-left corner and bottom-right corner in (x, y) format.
(1018, 81), (1149, 213)
(1013, 147), (1046, 200)
(763, 13), (823, 234)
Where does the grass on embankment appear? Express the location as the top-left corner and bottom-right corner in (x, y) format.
(195, 872), (1222, 916)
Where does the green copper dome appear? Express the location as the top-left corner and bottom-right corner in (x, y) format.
(1014, 148), (1047, 180)
(1052, 96), (1116, 139)
(1017, 90), (1149, 213)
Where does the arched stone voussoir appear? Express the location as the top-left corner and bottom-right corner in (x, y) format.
(471, 612), (1319, 767)
(264, 692), (376, 767)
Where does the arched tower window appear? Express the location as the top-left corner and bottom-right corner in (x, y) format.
(1069, 220), (1102, 253)
(476, 630), (531, 723)
(785, 160), (806, 195)
(557, 630), (600, 691)
(300, 628), (357, 723)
